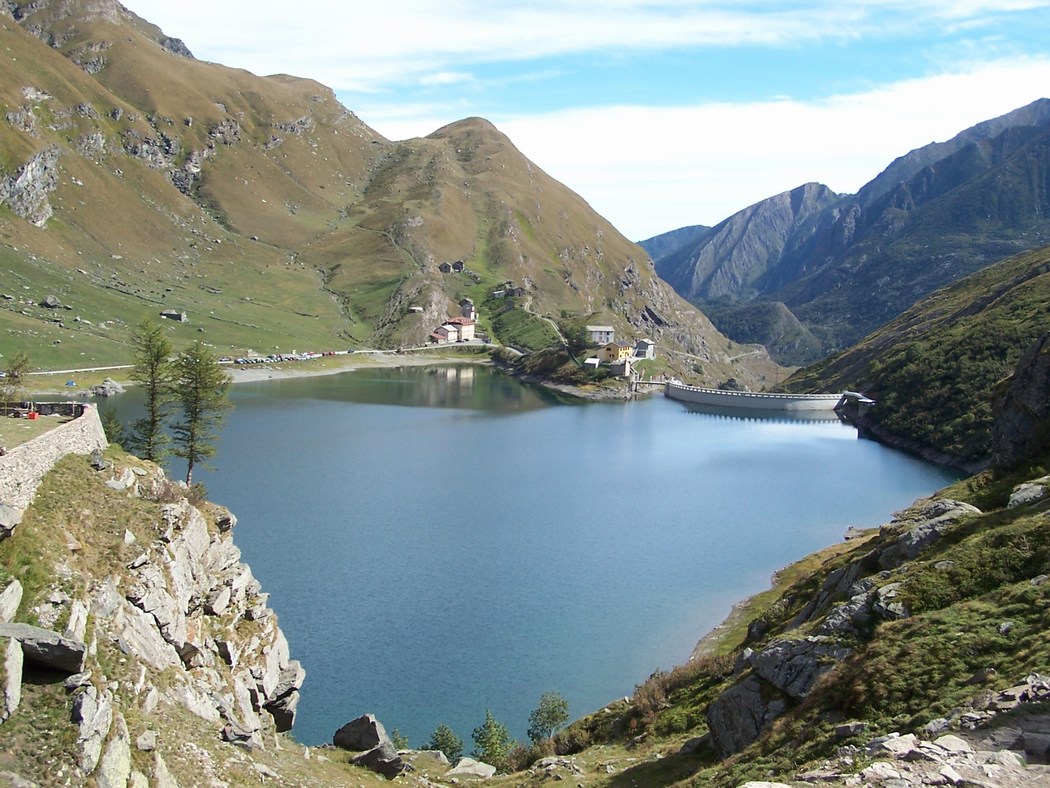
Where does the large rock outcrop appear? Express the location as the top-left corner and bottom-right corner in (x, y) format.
(705, 496), (985, 757)
(992, 332), (1050, 468)
(0, 453), (305, 784)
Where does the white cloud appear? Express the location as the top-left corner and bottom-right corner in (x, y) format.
(125, 1), (1050, 93)
(494, 58), (1050, 239)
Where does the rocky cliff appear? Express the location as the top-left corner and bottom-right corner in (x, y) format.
(0, 446), (306, 785)
(992, 332), (1050, 469)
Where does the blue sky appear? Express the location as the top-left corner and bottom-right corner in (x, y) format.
(126, 1), (1050, 239)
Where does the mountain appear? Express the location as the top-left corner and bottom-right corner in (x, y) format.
(0, 0), (775, 388)
(785, 244), (1050, 469)
(644, 100), (1050, 364)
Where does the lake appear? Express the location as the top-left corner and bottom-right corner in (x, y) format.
(101, 363), (959, 748)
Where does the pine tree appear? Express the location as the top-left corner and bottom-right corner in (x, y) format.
(128, 316), (174, 461)
(171, 340), (231, 485)
(471, 710), (511, 772)
(426, 723), (463, 763)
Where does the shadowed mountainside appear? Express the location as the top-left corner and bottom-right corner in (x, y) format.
(644, 99), (1050, 365)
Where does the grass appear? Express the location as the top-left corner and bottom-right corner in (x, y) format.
(0, 412), (72, 448)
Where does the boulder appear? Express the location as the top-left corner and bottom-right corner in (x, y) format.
(747, 636), (852, 700)
(73, 685), (113, 773)
(0, 622), (85, 673)
(264, 688), (300, 733)
(706, 673), (788, 757)
(1008, 476), (1050, 508)
(447, 756), (497, 779)
(40, 294), (61, 308)
(270, 659), (305, 702)
(97, 713), (132, 788)
(0, 580), (22, 624)
(91, 378), (125, 397)
(351, 740), (406, 779)
(334, 713), (391, 751)
(2, 636), (22, 722)
(878, 500), (981, 569)
(0, 505), (23, 542)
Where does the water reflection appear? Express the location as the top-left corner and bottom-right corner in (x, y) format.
(233, 364), (577, 412)
(677, 401), (846, 424)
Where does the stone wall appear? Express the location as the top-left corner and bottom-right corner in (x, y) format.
(0, 404), (108, 510)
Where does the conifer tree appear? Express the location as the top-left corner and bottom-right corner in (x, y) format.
(171, 340), (231, 485)
(471, 710), (511, 772)
(426, 723), (463, 763)
(128, 316), (174, 461)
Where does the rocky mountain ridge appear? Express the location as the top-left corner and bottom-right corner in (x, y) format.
(644, 99), (1050, 364)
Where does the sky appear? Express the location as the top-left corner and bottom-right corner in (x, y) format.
(124, 1), (1050, 240)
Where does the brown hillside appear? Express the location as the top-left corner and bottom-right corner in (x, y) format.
(0, 0), (776, 388)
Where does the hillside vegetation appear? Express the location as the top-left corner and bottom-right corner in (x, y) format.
(784, 244), (1050, 468)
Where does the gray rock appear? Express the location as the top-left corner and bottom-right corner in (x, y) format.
(204, 586), (231, 616)
(1024, 732), (1050, 761)
(706, 673), (788, 757)
(878, 500), (981, 569)
(0, 580), (22, 623)
(0, 622), (85, 673)
(91, 378), (125, 398)
(97, 713), (131, 788)
(264, 689), (300, 733)
(73, 685), (113, 773)
(221, 721), (261, 750)
(834, 721), (868, 738)
(334, 713), (391, 751)
(447, 756), (497, 778)
(63, 671), (92, 690)
(0, 504), (23, 541)
(110, 603), (181, 671)
(2, 637), (22, 722)
(270, 659), (305, 702)
(135, 730), (157, 751)
(1008, 477), (1049, 508)
(871, 583), (908, 620)
(64, 600), (88, 642)
(0, 146), (61, 226)
(351, 740), (406, 779)
(152, 751), (178, 788)
(748, 636), (852, 700)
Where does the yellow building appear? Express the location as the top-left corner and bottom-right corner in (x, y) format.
(601, 341), (633, 363)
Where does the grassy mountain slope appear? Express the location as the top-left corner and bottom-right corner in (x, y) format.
(783, 244), (1050, 468)
(0, 1), (775, 388)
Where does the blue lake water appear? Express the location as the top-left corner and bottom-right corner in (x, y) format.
(101, 364), (959, 747)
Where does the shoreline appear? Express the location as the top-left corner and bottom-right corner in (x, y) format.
(223, 350), (488, 385)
